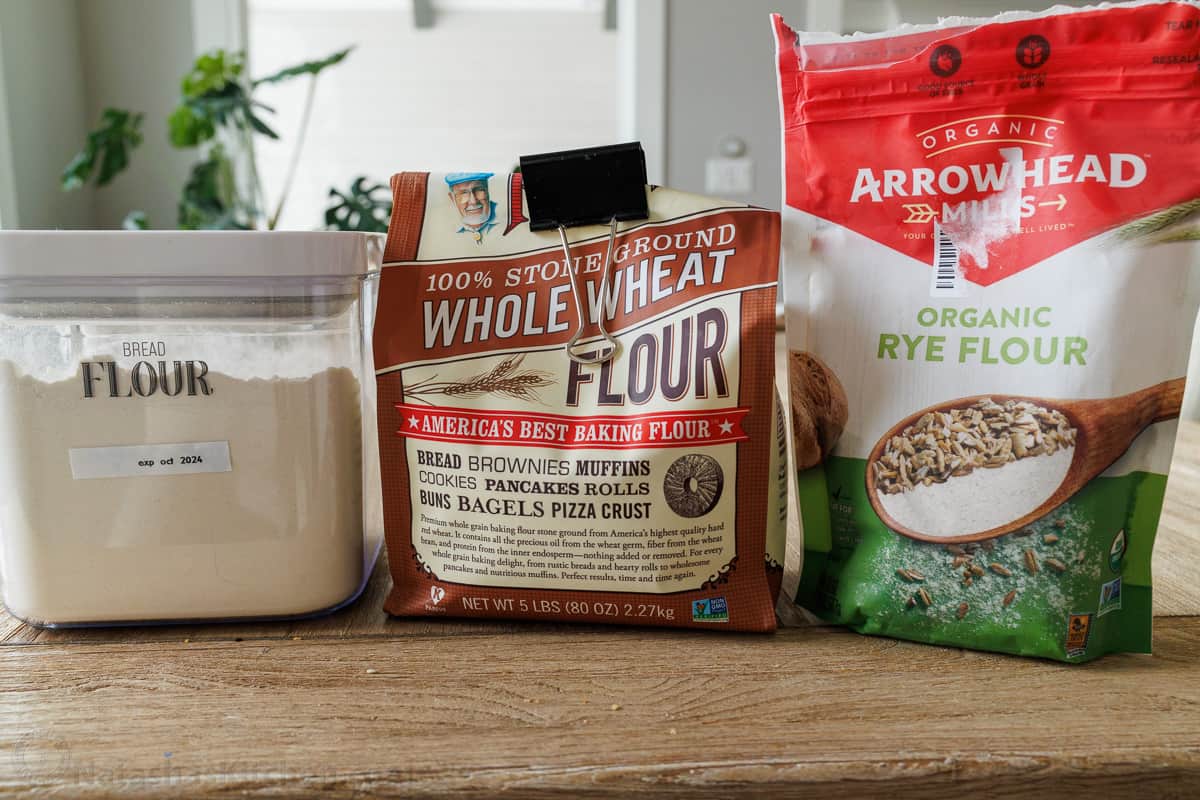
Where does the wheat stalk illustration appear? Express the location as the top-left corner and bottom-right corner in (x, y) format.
(1117, 197), (1200, 241)
(404, 354), (555, 405)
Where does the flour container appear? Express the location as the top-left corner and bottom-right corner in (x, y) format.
(0, 231), (383, 626)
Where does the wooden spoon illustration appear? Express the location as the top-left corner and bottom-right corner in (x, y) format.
(865, 377), (1186, 544)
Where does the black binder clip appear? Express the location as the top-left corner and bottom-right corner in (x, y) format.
(520, 142), (649, 365)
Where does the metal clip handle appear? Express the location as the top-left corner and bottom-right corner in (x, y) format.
(559, 217), (620, 365)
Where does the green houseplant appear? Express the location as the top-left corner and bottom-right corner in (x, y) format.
(62, 48), (391, 233)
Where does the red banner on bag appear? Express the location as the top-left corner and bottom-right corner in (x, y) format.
(396, 404), (750, 450)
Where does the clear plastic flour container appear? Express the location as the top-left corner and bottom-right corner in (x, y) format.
(0, 232), (383, 626)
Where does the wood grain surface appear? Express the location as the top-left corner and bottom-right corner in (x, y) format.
(0, 337), (1196, 797)
(4, 619), (1200, 798)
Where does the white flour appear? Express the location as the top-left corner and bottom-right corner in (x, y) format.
(0, 361), (365, 624)
(880, 448), (1073, 539)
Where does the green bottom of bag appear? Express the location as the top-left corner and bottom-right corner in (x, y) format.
(795, 458), (1161, 662)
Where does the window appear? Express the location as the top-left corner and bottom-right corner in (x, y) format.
(247, 0), (619, 230)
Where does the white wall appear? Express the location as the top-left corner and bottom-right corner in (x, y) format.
(78, 0), (198, 230)
(0, 0), (93, 228)
(662, 0), (806, 210)
(0, 0), (197, 230)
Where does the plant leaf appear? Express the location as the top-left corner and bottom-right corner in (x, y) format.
(168, 104), (216, 147)
(61, 108), (144, 190)
(178, 145), (251, 230)
(122, 210), (149, 230)
(253, 47), (353, 86)
(245, 110), (279, 139)
(170, 82), (267, 148)
(182, 50), (245, 100)
(324, 176), (391, 232)
(170, 51), (267, 150)
(61, 150), (95, 192)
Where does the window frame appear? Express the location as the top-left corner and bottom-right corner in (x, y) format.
(0, 25), (20, 228)
(191, 0), (248, 55)
(616, 0), (666, 185)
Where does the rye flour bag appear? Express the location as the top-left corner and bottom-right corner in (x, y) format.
(374, 168), (784, 631)
(774, 2), (1200, 660)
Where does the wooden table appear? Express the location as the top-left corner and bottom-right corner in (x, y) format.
(3, 374), (1200, 797)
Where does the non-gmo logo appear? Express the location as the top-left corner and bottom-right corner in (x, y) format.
(930, 44), (962, 77)
(1016, 34), (1051, 69)
(692, 597), (729, 623)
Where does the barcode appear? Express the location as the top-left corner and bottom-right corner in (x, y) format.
(930, 223), (965, 297)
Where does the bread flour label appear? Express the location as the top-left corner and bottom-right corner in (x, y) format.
(375, 171), (782, 630)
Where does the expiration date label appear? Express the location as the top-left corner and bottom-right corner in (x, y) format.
(69, 441), (232, 480)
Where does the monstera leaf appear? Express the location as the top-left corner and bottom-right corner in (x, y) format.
(61, 109), (144, 190)
(325, 177), (391, 232)
(324, 177), (388, 231)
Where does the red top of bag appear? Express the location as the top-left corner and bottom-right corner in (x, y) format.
(774, 2), (1200, 285)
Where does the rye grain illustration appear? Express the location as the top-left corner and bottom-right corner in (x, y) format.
(1117, 197), (1200, 242)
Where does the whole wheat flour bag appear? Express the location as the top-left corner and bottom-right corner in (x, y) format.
(374, 169), (783, 631)
(774, 2), (1200, 660)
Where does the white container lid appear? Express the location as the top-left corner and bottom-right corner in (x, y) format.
(0, 231), (383, 280)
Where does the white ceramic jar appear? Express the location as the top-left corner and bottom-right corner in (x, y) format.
(0, 231), (382, 626)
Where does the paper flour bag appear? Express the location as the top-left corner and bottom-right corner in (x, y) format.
(374, 168), (784, 630)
